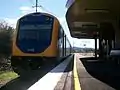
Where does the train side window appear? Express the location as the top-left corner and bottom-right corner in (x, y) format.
(58, 26), (64, 39)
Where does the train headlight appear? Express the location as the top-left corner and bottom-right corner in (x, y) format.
(46, 17), (50, 21)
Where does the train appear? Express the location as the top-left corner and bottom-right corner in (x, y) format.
(11, 12), (72, 74)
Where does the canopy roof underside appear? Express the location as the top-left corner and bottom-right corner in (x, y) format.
(66, 0), (120, 38)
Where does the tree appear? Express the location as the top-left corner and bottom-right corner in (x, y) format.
(0, 20), (14, 65)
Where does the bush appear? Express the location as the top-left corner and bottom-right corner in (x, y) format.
(0, 20), (14, 70)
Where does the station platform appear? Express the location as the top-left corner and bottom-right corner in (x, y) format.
(1, 54), (120, 90)
(28, 55), (74, 90)
(28, 53), (120, 90)
(75, 53), (117, 90)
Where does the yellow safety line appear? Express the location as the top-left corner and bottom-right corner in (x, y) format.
(73, 54), (81, 90)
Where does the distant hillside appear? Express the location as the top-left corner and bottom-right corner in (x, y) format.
(73, 47), (95, 53)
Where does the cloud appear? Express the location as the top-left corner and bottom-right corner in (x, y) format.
(19, 6), (35, 16)
(19, 6), (32, 14)
(19, 6), (31, 11)
(2, 6), (46, 28)
(19, 6), (50, 16)
(1, 6), (33, 28)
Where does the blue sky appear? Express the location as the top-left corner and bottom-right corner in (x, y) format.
(0, 0), (66, 17)
(0, 0), (96, 48)
(0, 0), (67, 25)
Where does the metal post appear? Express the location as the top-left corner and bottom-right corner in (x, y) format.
(36, 0), (38, 12)
(65, 35), (66, 56)
(95, 37), (97, 59)
(62, 32), (65, 56)
(112, 40), (114, 49)
(32, 0), (40, 12)
(99, 38), (103, 59)
(106, 40), (109, 58)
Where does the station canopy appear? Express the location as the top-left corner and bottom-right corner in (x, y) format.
(66, 0), (120, 38)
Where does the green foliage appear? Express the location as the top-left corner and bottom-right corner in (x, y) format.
(0, 20), (14, 57)
(0, 71), (18, 83)
(0, 20), (14, 71)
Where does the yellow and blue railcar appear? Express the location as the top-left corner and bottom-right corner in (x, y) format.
(11, 12), (71, 74)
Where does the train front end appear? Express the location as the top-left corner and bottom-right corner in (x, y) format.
(11, 13), (59, 73)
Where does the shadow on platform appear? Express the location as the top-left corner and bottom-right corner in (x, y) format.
(80, 57), (120, 90)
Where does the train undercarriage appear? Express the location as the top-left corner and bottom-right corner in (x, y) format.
(11, 56), (60, 75)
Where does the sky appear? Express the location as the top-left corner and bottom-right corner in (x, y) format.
(0, 0), (96, 48)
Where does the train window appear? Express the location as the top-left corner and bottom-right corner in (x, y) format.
(18, 30), (39, 40)
(20, 15), (53, 24)
(18, 22), (53, 40)
(58, 26), (64, 39)
(20, 24), (52, 30)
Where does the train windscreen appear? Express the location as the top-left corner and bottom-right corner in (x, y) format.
(16, 13), (54, 53)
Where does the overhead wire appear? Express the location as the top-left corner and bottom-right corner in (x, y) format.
(39, 3), (58, 17)
(28, 0), (57, 17)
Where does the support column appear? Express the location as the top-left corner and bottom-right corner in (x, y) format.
(64, 35), (66, 56)
(106, 40), (109, 58)
(99, 38), (103, 59)
(95, 37), (97, 59)
(113, 21), (120, 48)
(62, 32), (65, 56)
(112, 40), (115, 49)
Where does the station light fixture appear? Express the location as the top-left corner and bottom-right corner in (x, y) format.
(73, 21), (100, 28)
(85, 9), (110, 13)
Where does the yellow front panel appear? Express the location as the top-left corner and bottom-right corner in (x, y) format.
(12, 18), (59, 57)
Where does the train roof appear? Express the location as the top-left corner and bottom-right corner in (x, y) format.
(18, 12), (59, 21)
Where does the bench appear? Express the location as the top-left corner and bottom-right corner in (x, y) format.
(109, 49), (120, 64)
